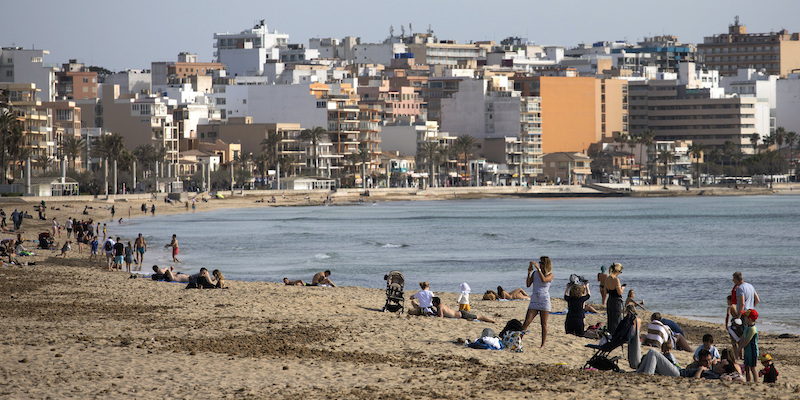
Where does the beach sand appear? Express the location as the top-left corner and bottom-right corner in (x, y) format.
(1, 192), (799, 399)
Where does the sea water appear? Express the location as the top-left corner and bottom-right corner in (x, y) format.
(111, 195), (800, 333)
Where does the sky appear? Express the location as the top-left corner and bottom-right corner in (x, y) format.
(2, 0), (799, 72)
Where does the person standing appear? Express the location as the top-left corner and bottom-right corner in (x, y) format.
(65, 217), (73, 238)
(165, 234), (179, 262)
(733, 271), (760, 316)
(124, 241), (134, 273)
(597, 265), (609, 306)
(134, 233), (147, 265)
(51, 217), (58, 237)
(522, 256), (554, 348)
(605, 263), (625, 333)
(113, 237), (125, 271)
(103, 236), (116, 270)
(151, 204), (155, 215)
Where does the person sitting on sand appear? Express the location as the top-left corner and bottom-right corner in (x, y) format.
(310, 270), (336, 287)
(625, 289), (646, 311)
(409, 282), (434, 315)
(497, 286), (530, 300)
(284, 278), (306, 286)
(714, 348), (746, 382)
(564, 281), (591, 336)
(213, 269), (226, 288)
(431, 297), (497, 323)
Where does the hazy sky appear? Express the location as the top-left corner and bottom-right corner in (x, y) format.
(2, 0), (798, 72)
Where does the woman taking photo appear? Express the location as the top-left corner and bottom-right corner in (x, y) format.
(604, 263), (625, 332)
(522, 256), (554, 348)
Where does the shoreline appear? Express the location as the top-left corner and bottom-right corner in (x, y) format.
(1, 260), (799, 398)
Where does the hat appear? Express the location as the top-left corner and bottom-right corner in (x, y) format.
(744, 309), (758, 321)
(460, 282), (471, 294)
(760, 354), (772, 363)
(481, 328), (496, 338)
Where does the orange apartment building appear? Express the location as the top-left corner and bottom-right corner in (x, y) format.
(513, 75), (627, 154)
(55, 60), (98, 100)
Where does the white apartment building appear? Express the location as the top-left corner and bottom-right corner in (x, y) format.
(213, 20), (288, 77)
(776, 73), (800, 135)
(105, 69), (152, 95)
(0, 47), (57, 102)
(309, 36), (406, 65)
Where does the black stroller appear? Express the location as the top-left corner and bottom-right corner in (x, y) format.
(382, 271), (405, 314)
(38, 232), (54, 250)
(583, 314), (636, 372)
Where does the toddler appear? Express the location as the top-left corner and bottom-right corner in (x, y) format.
(457, 282), (471, 311)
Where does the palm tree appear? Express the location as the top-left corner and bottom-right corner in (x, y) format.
(260, 130), (282, 170)
(784, 130), (798, 175)
(422, 142), (440, 188)
(233, 152), (253, 187)
(254, 152), (270, 187)
(0, 110), (22, 183)
(749, 133), (761, 155)
(6, 126), (25, 182)
(657, 149), (673, 189)
(36, 154), (55, 174)
(437, 145), (456, 187)
(454, 135), (477, 186)
(689, 143), (705, 188)
(92, 133), (125, 195)
(299, 126), (328, 176)
(707, 148), (722, 184)
(61, 136), (86, 171)
(637, 129), (655, 184)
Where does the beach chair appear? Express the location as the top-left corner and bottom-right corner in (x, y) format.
(583, 314), (635, 372)
(382, 271), (405, 314)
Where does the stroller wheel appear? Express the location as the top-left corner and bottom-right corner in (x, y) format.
(382, 307), (386, 312)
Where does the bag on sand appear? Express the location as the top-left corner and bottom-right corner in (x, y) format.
(501, 331), (524, 353)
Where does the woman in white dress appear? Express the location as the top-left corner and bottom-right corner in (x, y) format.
(522, 256), (554, 348)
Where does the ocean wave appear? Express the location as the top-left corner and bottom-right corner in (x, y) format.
(381, 243), (408, 248)
(314, 253), (333, 260)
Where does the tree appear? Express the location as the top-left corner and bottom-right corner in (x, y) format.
(637, 130), (655, 184)
(785, 129), (798, 175)
(422, 142), (440, 188)
(749, 133), (761, 155)
(689, 143), (705, 188)
(0, 109), (22, 183)
(61, 136), (86, 171)
(36, 154), (55, 174)
(437, 145), (456, 187)
(260, 130), (281, 170)
(707, 148), (722, 184)
(233, 152), (253, 187)
(254, 152), (270, 187)
(299, 126), (328, 176)
(92, 133), (125, 195)
(657, 149), (673, 189)
(454, 135), (477, 186)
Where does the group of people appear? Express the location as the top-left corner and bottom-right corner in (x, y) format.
(151, 265), (226, 289)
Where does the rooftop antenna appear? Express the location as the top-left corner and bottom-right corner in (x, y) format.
(390, 25), (394, 37)
(409, 23), (413, 35)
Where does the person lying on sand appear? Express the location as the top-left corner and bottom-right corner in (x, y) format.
(431, 297), (497, 323)
(497, 286), (530, 300)
(151, 265), (190, 283)
(310, 270), (336, 287)
(284, 278), (306, 286)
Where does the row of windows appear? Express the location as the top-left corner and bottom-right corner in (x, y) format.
(705, 55), (779, 62)
(701, 45), (779, 53)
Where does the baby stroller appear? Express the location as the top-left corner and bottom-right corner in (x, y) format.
(382, 271), (405, 314)
(38, 232), (54, 250)
(583, 313), (636, 372)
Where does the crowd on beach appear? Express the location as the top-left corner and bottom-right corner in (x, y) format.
(1, 199), (780, 385)
(323, 257), (776, 385)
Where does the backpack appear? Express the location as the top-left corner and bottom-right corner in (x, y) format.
(104, 241), (113, 252)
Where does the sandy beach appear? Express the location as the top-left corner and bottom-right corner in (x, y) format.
(1, 189), (799, 399)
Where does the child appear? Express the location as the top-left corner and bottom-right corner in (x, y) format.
(692, 334), (721, 368)
(57, 241), (71, 257)
(625, 289), (646, 311)
(457, 282), (471, 311)
(661, 341), (678, 367)
(759, 354), (779, 383)
(89, 237), (99, 261)
(738, 309), (759, 382)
